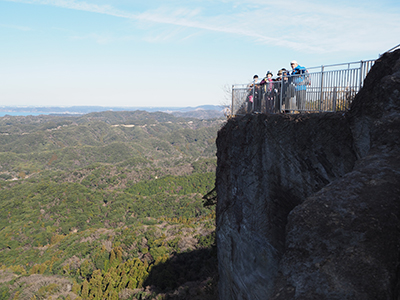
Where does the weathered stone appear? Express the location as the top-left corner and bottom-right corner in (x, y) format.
(216, 49), (400, 300)
(216, 113), (358, 299)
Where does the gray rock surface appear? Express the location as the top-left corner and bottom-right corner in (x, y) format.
(216, 49), (400, 299)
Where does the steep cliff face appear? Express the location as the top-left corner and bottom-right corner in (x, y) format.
(216, 49), (400, 300)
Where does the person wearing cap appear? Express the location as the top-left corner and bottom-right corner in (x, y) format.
(290, 60), (307, 110)
(276, 68), (290, 84)
(260, 71), (273, 90)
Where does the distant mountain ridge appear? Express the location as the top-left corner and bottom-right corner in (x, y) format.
(0, 105), (225, 118)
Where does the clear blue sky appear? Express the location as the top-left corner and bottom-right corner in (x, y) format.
(1, 0), (399, 108)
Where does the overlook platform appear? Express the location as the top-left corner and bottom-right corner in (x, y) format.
(231, 60), (375, 116)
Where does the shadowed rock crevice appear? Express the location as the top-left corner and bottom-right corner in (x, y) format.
(216, 49), (400, 299)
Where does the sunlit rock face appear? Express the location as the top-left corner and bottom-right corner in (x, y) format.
(216, 49), (400, 300)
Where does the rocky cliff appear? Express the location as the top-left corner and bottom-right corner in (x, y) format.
(216, 49), (400, 299)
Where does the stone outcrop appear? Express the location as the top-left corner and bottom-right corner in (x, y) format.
(216, 49), (400, 299)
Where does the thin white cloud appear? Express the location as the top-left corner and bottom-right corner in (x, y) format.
(2, 0), (400, 53)
(132, 6), (323, 51)
(3, 0), (137, 18)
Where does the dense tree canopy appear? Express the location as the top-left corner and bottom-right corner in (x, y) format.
(0, 111), (221, 300)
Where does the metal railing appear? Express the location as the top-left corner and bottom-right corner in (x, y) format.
(231, 60), (376, 116)
(382, 43), (400, 54)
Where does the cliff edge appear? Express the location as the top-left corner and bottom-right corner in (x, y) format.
(216, 49), (400, 299)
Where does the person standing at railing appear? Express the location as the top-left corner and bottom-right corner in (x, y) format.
(247, 75), (260, 113)
(290, 60), (307, 110)
(260, 71), (274, 113)
(275, 69), (290, 113)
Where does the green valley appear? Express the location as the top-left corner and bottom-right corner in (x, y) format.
(0, 110), (223, 300)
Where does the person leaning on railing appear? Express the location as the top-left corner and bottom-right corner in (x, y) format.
(290, 60), (307, 109)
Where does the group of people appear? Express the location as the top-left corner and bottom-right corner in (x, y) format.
(246, 60), (308, 113)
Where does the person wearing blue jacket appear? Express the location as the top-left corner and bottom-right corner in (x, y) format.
(290, 60), (307, 109)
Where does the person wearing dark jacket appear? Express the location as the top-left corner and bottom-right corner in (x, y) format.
(275, 69), (289, 113)
(247, 75), (260, 113)
(260, 71), (274, 113)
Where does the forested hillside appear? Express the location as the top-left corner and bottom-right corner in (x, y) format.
(0, 111), (223, 300)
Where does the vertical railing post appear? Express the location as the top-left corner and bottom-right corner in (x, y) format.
(252, 83), (255, 113)
(319, 65), (325, 112)
(359, 60), (364, 90)
(280, 76), (283, 113)
(231, 85), (234, 117)
(333, 86), (337, 112)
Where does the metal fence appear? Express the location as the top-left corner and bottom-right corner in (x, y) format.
(231, 60), (376, 116)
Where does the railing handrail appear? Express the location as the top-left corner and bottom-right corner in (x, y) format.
(233, 60), (376, 89)
(230, 59), (377, 116)
(382, 43), (400, 55)
(307, 59), (376, 72)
